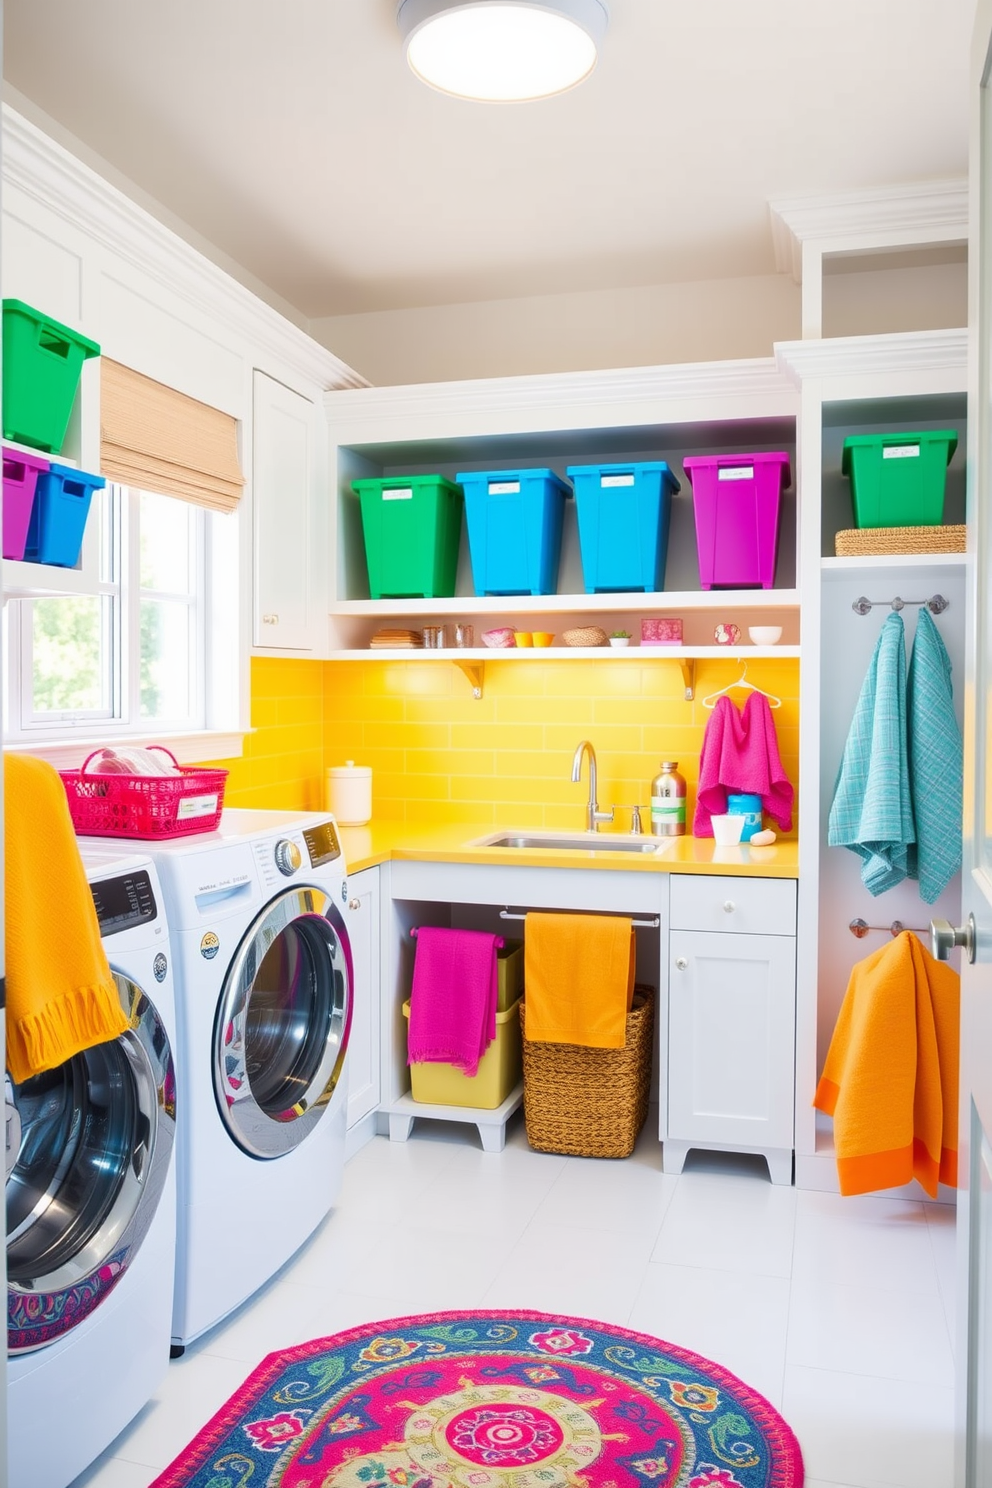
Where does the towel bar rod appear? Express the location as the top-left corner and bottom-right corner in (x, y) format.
(499, 908), (661, 929)
(851, 594), (949, 616)
(849, 917), (928, 939)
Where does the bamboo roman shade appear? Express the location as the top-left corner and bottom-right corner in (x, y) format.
(100, 359), (245, 513)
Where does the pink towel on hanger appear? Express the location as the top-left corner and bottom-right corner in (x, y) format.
(693, 692), (794, 836)
(407, 928), (502, 1077)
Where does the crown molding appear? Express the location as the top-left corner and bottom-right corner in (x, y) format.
(2, 105), (369, 392)
(769, 180), (968, 280)
(775, 328), (968, 385)
(324, 357), (797, 438)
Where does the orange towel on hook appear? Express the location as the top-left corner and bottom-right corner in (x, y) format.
(813, 930), (959, 1198)
(523, 912), (635, 1048)
(5, 754), (127, 1084)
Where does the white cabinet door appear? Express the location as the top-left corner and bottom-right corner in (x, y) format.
(345, 866), (380, 1134)
(668, 929), (796, 1150)
(252, 371), (315, 651)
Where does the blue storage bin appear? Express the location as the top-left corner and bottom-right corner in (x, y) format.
(456, 467), (571, 596)
(24, 461), (106, 567)
(566, 461), (680, 593)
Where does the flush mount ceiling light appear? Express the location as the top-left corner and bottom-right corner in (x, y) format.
(397, 0), (609, 102)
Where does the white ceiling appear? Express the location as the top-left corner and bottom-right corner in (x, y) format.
(2, 0), (976, 319)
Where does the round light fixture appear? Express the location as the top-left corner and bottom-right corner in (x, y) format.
(397, 0), (609, 102)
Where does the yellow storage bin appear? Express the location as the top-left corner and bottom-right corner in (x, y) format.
(495, 938), (524, 1013)
(403, 995), (523, 1109)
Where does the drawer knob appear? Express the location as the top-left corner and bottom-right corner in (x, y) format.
(675, 956), (688, 971)
(348, 898), (361, 911)
(262, 613), (279, 625)
(723, 900), (735, 913)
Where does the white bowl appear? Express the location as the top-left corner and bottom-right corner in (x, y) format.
(711, 813), (745, 845)
(748, 626), (783, 646)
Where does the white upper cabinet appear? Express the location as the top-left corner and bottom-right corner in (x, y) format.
(252, 371), (324, 653)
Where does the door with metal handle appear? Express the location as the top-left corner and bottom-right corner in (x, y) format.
(930, 914), (977, 963)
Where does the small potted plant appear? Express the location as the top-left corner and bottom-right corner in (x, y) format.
(609, 630), (631, 648)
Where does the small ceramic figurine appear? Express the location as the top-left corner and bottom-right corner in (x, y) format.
(714, 623), (741, 645)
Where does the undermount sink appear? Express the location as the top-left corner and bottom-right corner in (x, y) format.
(475, 831), (670, 854)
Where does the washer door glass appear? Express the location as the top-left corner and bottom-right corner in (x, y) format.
(6, 972), (176, 1354)
(214, 885), (352, 1158)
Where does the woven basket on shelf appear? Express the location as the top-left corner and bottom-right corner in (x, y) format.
(520, 986), (654, 1159)
(561, 626), (608, 647)
(834, 524), (966, 557)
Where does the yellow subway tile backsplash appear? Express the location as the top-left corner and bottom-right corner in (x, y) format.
(210, 655), (801, 830)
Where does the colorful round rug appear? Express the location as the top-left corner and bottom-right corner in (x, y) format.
(150, 1310), (803, 1488)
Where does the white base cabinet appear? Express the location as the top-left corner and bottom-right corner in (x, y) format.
(664, 875), (797, 1184)
(344, 866), (380, 1151)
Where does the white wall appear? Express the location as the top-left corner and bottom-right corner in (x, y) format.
(310, 274), (804, 386)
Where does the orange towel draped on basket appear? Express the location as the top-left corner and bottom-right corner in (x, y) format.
(523, 912), (635, 1048)
(813, 930), (959, 1198)
(5, 753), (127, 1084)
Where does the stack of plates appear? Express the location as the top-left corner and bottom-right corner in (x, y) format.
(369, 628), (424, 649)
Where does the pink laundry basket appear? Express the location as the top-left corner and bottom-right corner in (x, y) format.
(683, 452), (791, 590)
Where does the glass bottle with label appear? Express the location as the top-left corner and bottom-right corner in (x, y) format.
(651, 761), (687, 837)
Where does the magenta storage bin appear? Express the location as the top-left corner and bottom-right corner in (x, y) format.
(683, 452), (791, 590)
(2, 446), (49, 560)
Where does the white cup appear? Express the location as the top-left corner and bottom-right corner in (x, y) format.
(711, 813), (745, 845)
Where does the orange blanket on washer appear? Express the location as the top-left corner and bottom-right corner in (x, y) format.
(524, 912), (635, 1048)
(813, 930), (959, 1198)
(5, 754), (126, 1083)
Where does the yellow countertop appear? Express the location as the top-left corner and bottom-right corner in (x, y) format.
(338, 820), (799, 879)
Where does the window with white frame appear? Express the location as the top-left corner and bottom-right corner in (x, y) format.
(5, 482), (210, 740)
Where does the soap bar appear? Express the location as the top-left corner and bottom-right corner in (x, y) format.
(750, 828), (777, 846)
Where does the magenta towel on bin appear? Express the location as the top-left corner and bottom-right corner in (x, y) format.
(693, 692), (794, 836)
(407, 928), (503, 1078)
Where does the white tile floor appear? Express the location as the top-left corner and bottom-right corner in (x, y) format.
(72, 1114), (958, 1488)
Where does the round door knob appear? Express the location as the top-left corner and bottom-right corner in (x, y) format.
(274, 839), (302, 876)
(723, 900), (735, 913)
(675, 956), (688, 971)
(348, 898), (361, 911)
(931, 915), (976, 964)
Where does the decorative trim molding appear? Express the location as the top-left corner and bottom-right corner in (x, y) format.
(2, 105), (369, 392)
(3, 729), (246, 770)
(324, 356), (797, 436)
(769, 179), (968, 280)
(775, 328), (968, 385)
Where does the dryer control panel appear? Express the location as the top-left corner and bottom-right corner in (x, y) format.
(90, 870), (157, 937)
(303, 819), (342, 868)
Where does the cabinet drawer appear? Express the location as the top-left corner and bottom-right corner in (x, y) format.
(669, 874), (796, 936)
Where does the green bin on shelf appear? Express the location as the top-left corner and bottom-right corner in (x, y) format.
(2, 300), (100, 454)
(352, 474), (463, 598)
(841, 430), (958, 528)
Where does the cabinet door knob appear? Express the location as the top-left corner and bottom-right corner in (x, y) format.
(262, 613), (279, 625)
(348, 898), (361, 911)
(675, 956), (688, 971)
(723, 900), (735, 913)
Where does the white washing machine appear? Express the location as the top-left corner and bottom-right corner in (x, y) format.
(139, 808), (353, 1350)
(7, 848), (177, 1488)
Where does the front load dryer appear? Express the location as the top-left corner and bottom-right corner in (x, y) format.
(140, 808), (352, 1350)
(7, 849), (177, 1488)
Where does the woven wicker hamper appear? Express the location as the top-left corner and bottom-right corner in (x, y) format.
(520, 986), (655, 1159)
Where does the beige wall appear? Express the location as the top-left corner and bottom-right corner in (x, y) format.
(822, 259), (968, 338)
(310, 274), (803, 385)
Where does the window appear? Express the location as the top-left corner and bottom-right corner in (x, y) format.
(5, 483), (210, 741)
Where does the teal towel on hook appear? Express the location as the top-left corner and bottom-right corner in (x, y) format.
(907, 606), (962, 903)
(828, 610), (915, 895)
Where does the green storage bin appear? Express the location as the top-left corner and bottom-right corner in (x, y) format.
(2, 300), (100, 454)
(842, 430), (958, 528)
(352, 474), (463, 598)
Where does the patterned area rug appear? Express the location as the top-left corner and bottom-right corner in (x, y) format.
(150, 1310), (803, 1488)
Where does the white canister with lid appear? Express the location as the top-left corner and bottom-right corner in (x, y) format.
(326, 761), (372, 825)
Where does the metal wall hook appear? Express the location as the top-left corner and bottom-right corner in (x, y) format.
(852, 594), (949, 616)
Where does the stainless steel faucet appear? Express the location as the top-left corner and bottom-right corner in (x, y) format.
(571, 740), (614, 832)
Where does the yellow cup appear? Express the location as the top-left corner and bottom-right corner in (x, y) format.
(532, 631), (555, 647)
(515, 632), (533, 647)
